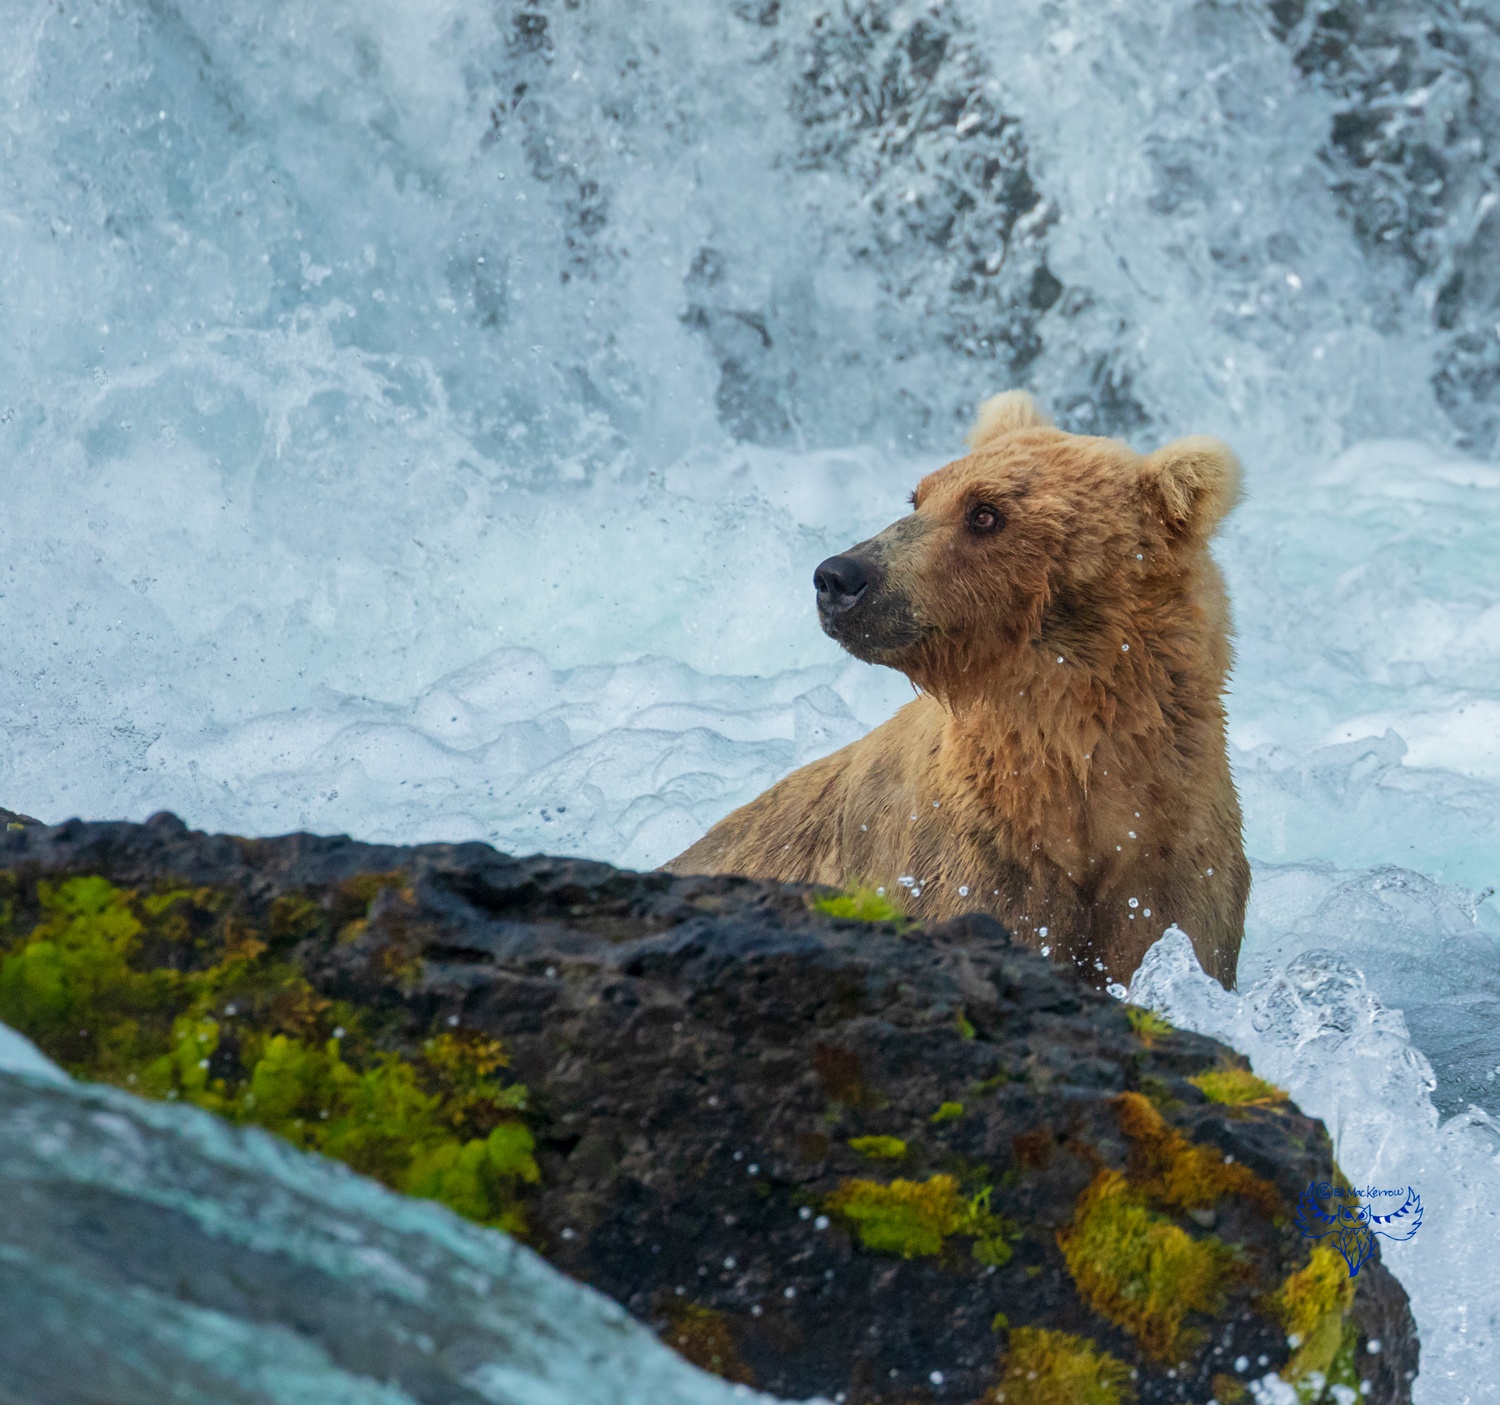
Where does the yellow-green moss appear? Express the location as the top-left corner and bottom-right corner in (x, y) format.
(827, 1174), (960, 1257)
(1273, 1243), (1358, 1392)
(1057, 1169), (1240, 1362)
(848, 1134), (908, 1160)
(1189, 1065), (1289, 1108)
(0, 875), (536, 1232)
(987, 1326), (1135, 1405)
(1312, 1320), (1362, 1403)
(931, 1100), (965, 1124)
(1211, 1373), (1249, 1404)
(1116, 1092), (1281, 1217)
(966, 1185), (1019, 1267)
(810, 886), (903, 923)
(1126, 1005), (1173, 1045)
(826, 1173), (1016, 1265)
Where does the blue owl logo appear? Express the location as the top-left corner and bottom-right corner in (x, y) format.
(1294, 1181), (1422, 1276)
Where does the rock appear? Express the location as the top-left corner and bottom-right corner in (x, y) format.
(0, 814), (1417, 1404)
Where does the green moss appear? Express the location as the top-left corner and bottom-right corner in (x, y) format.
(826, 1173), (1016, 1265)
(966, 1184), (1017, 1267)
(931, 1100), (965, 1124)
(1189, 1065), (1288, 1107)
(988, 1326), (1135, 1405)
(1136, 1074), (1183, 1112)
(848, 1134), (908, 1160)
(0, 875), (536, 1233)
(1273, 1243), (1358, 1395)
(828, 1174), (960, 1257)
(810, 886), (903, 923)
(956, 1008), (977, 1040)
(1057, 1169), (1240, 1363)
(1316, 1319), (1362, 1402)
(1126, 1005), (1173, 1045)
(268, 893), (324, 945)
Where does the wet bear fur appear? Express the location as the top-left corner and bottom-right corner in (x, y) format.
(667, 391), (1249, 988)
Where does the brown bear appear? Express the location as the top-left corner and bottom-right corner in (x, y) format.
(666, 391), (1249, 989)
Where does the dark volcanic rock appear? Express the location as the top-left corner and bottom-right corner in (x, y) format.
(0, 813), (1417, 1404)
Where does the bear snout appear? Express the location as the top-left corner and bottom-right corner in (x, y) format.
(813, 553), (872, 614)
(814, 548), (925, 661)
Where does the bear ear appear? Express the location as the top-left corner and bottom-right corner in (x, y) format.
(964, 390), (1052, 450)
(1139, 435), (1241, 543)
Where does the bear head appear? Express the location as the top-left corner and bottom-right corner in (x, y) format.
(812, 391), (1241, 707)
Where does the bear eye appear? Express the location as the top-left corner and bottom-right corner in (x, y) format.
(967, 502), (1004, 535)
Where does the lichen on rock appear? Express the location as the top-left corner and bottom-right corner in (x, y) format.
(1115, 1090), (1281, 1215)
(1190, 1064), (1290, 1108)
(0, 815), (1419, 1404)
(1058, 1167), (1241, 1362)
(826, 1172), (1014, 1264)
(1275, 1243), (1361, 1395)
(989, 1325), (1136, 1404)
(0, 870), (537, 1232)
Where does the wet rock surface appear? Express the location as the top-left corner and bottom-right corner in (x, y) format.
(0, 811), (1417, 1403)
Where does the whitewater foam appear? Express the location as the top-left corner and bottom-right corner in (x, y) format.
(1131, 927), (1500, 1403)
(4, 0), (1500, 1397)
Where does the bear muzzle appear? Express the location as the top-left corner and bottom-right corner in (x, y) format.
(814, 548), (926, 662)
(813, 553), (871, 614)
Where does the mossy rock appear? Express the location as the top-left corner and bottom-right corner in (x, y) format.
(0, 812), (1419, 1404)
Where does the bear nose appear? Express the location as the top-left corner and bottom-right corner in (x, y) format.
(814, 554), (870, 611)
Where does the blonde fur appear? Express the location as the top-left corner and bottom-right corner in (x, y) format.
(668, 396), (1249, 989)
(964, 389), (1053, 450)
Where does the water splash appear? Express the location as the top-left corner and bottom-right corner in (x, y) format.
(1131, 927), (1500, 1402)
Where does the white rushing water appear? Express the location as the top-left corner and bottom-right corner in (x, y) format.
(2, 0), (1500, 1398)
